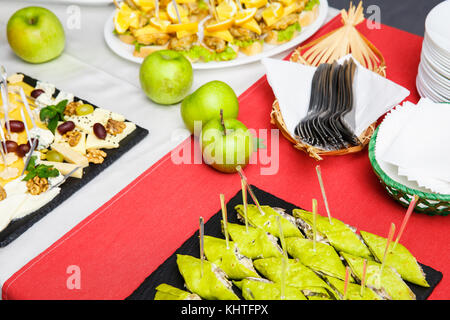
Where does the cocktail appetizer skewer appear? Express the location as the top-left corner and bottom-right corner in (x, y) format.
(378, 223), (396, 288)
(343, 267), (350, 300)
(18, 87), (37, 129)
(49, 166), (81, 191)
(199, 216), (205, 277)
(360, 259), (368, 296)
(234, 278), (307, 300)
(315, 165), (333, 224)
(171, 0), (183, 24)
(20, 139), (38, 176)
(0, 124), (8, 167)
(276, 216), (287, 300)
(293, 208), (373, 259)
(312, 198), (317, 251)
(235, 165), (265, 216)
(240, 179), (249, 232)
(220, 194), (230, 249)
(0, 66), (11, 138)
(235, 204), (303, 238)
(20, 109), (33, 148)
(392, 195), (419, 251)
(1, 83), (11, 138)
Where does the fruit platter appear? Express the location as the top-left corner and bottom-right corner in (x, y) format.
(104, 0), (328, 69)
(0, 72), (148, 246)
(129, 172), (442, 300)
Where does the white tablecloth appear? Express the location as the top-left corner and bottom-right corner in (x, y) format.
(0, 0), (338, 298)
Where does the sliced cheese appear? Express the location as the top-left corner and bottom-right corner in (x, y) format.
(51, 143), (89, 168)
(54, 122), (87, 155)
(66, 108), (126, 135)
(85, 122), (136, 150)
(39, 161), (84, 179)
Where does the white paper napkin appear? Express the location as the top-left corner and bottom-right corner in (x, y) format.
(262, 55), (410, 139)
(378, 98), (450, 194)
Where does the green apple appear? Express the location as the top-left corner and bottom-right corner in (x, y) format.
(7, 6), (65, 64)
(181, 80), (239, 134)
(140, 50), (193, 105)
(201, 116), (253, 173)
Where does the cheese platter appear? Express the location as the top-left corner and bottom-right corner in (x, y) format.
(0, 73), (149, 247)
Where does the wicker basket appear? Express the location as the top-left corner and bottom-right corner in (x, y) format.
(270, 2), (386, 160)
(369, 127), (450, 216)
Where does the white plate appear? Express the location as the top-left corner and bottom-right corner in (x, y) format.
(425, 0), (450, 54)
(417, 67), (449, 102)
(104, 0), (329, 69)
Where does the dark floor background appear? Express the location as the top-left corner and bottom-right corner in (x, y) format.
(328, 0), (445, 36)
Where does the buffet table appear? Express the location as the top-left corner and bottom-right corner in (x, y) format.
(0, 1), (448, 300)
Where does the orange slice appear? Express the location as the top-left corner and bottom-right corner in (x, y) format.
(240, 18), (261, 34)
(216, 0), (238, 20)
(134, 0), (155, 12)
(204, 19), (234, 32)
(241, 0), (267, 9)
(234, 8), (257, 25)
(166, 2), (189, 23)
(150, 18), (172, 31)
(279, 0), (295, 6)
(114, 3), (140, 34)
(166, 21), (199, 33)
(262, 2), (284, 26)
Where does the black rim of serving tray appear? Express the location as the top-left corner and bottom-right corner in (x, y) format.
(0, 73), (149, 247)
(127, 185), (443, 301)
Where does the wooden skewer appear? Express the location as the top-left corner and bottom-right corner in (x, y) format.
(235, 165), (265, 216)
(241, 179), (249, 232)
(312, 198), (318, 252)
(392, 195), (419, 251)
(360, 258), (368, 296)
(199, 216), (205, 277)
(0, 131), (7, 167)
(378, 223), (395, 288)
(220, 194), (230, 249)
(315, 165), (333, 224)
(113, 0), (120, 9)
(343, 266), (350, 300)
(276, 216), (287, 300)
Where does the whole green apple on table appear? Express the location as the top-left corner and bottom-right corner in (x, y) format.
(7, 6), (65, 63)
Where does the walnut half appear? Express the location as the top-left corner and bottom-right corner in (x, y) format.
(0, 186), (6, 201)
(64, 101), (83, 117)
(87, 148), (107, 164)
(106, 119), (126, 136)
(63, 130), (82, 147)
(26, 176), (49, 196)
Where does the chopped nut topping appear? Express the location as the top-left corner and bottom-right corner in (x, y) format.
(26, 176), (49, 196)
(64, 101), (83, 116)
(0, 186), (6, 201)
(87, 148), (107, 164)
(63, 130), (82, 147)
(106, 119), (126, 136)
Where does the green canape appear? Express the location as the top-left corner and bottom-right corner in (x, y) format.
(341, 252), (416, 300)
(253, 257), (337, 299)
(154, 283), (201, 300)
(176, 254), (239, 300)
(360, 231), (429, 287)
(293, 209), (372, 259)
(235, 205), (303, 238)
(203, 235), (260, 280)
(324, 276), (382, 300)
(285, 237), (354, 282)
(233, 278), (307, 300)
(224, 222), (283, 259)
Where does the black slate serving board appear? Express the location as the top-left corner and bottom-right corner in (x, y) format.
(127, 185), (443, 300)
(0, 73), (149, 247)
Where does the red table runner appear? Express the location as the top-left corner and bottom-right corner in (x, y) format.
(3, 14), (449, 300)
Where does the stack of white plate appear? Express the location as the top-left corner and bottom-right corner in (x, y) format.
(416, 0), (450, 103)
